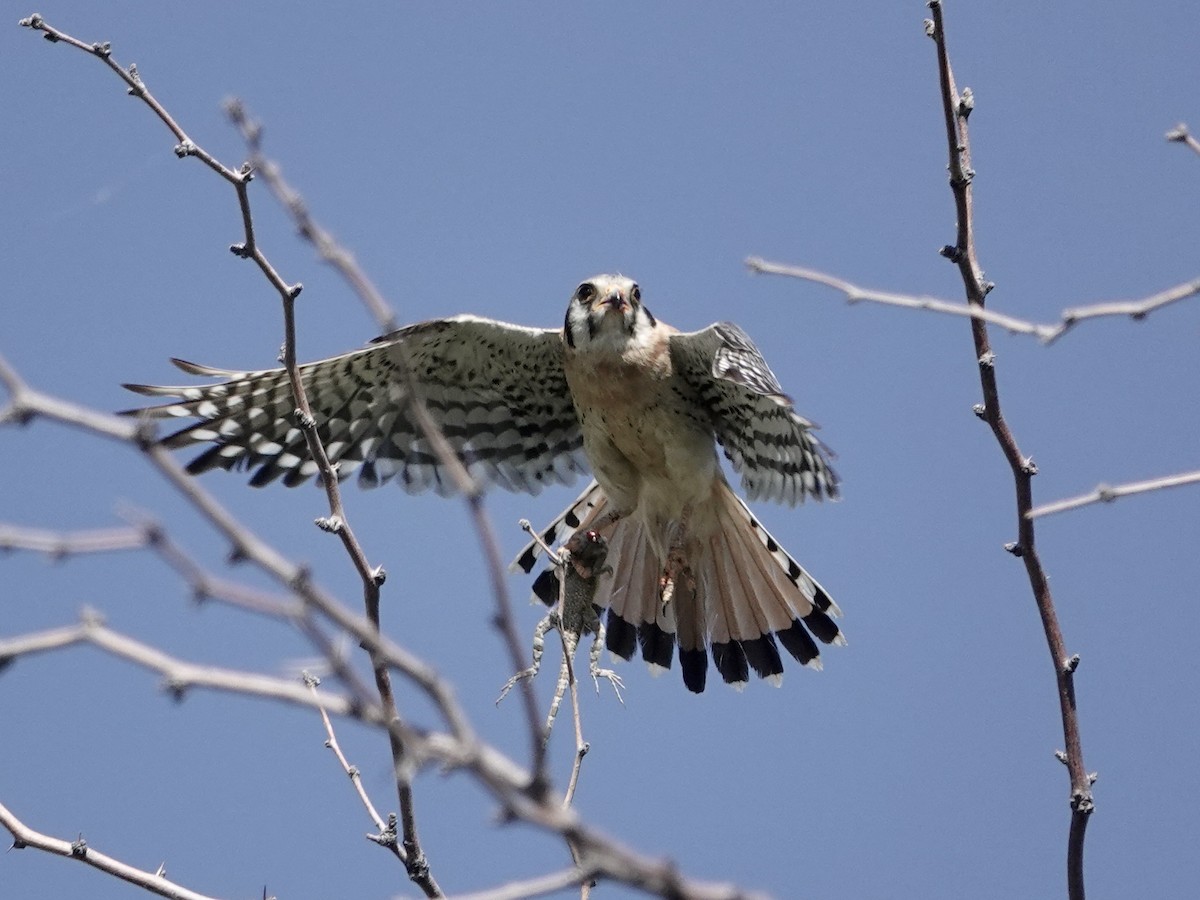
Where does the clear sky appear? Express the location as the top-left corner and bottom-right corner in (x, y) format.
(3, 3), (1199, 899)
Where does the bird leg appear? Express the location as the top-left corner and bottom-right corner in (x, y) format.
(659, 510), (696, 616)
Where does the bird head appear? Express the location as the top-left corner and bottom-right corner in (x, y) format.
(563, 274), (658, 350)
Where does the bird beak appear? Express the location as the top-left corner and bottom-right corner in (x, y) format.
(599, 291), (628, 314)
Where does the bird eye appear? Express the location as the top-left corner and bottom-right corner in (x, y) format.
(631, 285), (641, 304)
(575, 282), (597, 303)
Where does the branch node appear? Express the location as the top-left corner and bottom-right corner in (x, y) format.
(982, 280), (996, 296)
(939, 244), (963, 263)
(1062, 653), (1081, 675)
(229, 242), (251, 259)
(371, 565), (387, 586)
(163, 676), (188, 703)
(1088, 771), (1099, 785)
(70, 836), (88, 858)
(173, 140), (196, 159)
(1021, 457), (1039, 476)
(125, 63), (144, 96)
(1071, 789), (1095, 815)
(1095, 483), (1116, 503)
(957, 87), (974, 119)
(1165, 123), (1190, 142)
(132, 416), (158, 450)
(1004, 541), (1024, 557)
(1055, 749), (1069, 765)
(978, 350), (995, 369)
(314, 515), (344, 534)
(289, 565), (312, 592)
(971, 403), (986, 419)
(18, 14), (44, 29)
(922, 17), (936, 38)
(292, 408), (315, 429)
(287, 283), (303, 300)
(92, 41), (111, 58)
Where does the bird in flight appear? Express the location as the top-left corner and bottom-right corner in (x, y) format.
(125, 275), (844, 692)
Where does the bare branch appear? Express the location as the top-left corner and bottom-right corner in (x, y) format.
(924, 4), (1092, 897)
(0, 798), (220, 900)
(1029, 469), (1200, 520)
(436, 865), (600, 900)
(224, 99), (399, 335)
(746, 257), (1200, 345)
(303, 672), (408, 864)
(0, 523), (147, 556)
(1165, 122), (1200, 158)
(0, 614), (373, 721)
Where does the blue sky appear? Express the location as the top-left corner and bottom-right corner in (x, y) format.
(3, 3), (1199, 898)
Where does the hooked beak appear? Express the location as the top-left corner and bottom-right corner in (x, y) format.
(598, 290), (628, 314)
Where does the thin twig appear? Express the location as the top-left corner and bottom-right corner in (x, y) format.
(224, 99), (399, 335)
(1165, 122), (1200, 158)
(0, 523), (147, 556)
(925, 4), (1091, 898)
(0, 614), (374, 721)
(746, 257), (1200, 345)
(303, 672), (407, 861)
(433, 865), (601, 900)
(1028, 469), (1200, 519)
(0, 799), (220, 900)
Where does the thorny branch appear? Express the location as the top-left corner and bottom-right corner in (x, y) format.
(924, 4), (1092, 898)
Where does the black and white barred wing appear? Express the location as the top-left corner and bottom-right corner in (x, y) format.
(123, 315), (588, 495)
(669, 322), (839, 506)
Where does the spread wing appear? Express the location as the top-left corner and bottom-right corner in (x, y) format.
(123, 315), (587, 495)
(669, 322), (838, 505)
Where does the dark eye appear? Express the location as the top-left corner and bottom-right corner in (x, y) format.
(631, 285), (641, 304)
(575, 282), (597, 302)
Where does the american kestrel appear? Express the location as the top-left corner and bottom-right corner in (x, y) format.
(125, 275), (843, 692)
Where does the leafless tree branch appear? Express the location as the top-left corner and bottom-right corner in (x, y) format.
(745, 257), (1200, 346)
(0, 798), (220, 900)
(1165, 122), (1200, 158)
(923, 4), (1092, 897)
(0, 613), (372, 721)
(1028, 469), (1200, 520)
(0, 522), (147, 556)
(433, 865), (600, 900)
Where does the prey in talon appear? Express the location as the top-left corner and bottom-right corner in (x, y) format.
(497, 528), (624, 742)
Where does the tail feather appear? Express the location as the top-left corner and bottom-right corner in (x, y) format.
(513, 478), (844, 692)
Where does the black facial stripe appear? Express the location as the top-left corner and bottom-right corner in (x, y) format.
(564, 306), (576, 348)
